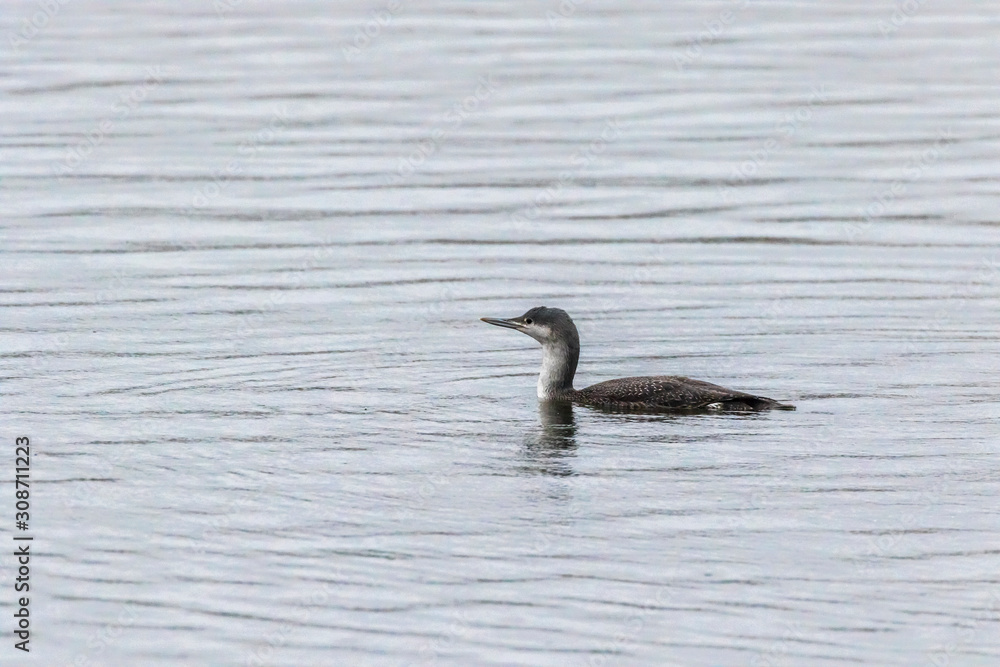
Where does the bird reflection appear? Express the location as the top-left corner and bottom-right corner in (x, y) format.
(520, 400), (578, 477)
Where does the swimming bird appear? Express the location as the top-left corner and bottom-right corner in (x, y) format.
(481, 306), (794, 411)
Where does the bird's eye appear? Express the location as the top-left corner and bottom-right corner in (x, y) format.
(525, 318), (533, 325)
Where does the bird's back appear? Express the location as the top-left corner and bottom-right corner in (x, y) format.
(574, 375), (794, 411)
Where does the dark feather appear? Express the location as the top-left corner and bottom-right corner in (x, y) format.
(574, 375), (795, 411)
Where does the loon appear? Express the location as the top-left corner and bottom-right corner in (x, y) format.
(481, 306), (794, 411)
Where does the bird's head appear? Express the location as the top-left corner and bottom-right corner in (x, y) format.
(480, 306), (578, 347)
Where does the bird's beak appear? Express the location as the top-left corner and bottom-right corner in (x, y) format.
(480, 317), (523, 330)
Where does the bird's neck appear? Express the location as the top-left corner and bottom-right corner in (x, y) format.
(537, 341), (579, 399)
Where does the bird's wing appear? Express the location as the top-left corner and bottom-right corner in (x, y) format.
(579, 375), (763, 409)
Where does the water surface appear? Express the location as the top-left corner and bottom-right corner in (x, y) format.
(2, 1), (999, 665)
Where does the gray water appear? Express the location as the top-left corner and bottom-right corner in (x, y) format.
(2, 1), (999, 665)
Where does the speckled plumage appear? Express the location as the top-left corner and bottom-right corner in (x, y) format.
(571, 375), (792, 411)
(481, 306), (794, 412)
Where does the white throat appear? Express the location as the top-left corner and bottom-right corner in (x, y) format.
(536, 342), (575, 399)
